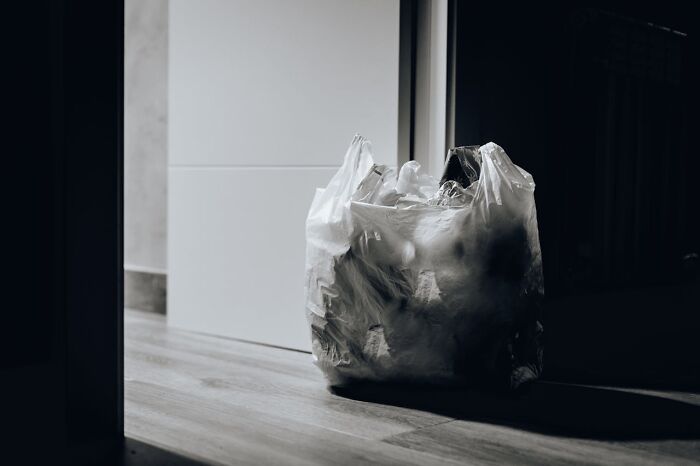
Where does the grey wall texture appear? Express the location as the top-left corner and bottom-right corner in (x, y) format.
(124, 0), (168, 312)
(124, 0), (168, 272)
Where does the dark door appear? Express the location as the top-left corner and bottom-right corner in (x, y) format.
(453, 3), (699, 388)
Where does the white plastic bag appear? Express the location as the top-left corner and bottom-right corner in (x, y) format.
(305, 135), (544, 389)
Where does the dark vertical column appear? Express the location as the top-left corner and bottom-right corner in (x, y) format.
(3, 0), (124, 464)
(62, 0), (124, 455)
(398, 0), (417, 163)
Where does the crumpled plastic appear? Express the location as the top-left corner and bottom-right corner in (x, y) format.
(305, 134), (544, 389)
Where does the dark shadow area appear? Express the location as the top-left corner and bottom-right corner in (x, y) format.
(108, 438), (214, 466)
(452, 2), (700, 389)
(332, 381), (700, 440)
(543, 282), (700, 390)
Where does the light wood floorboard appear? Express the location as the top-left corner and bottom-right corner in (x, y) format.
(125, 310), (700, 465)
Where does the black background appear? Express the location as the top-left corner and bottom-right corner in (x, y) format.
(453, 2), (699, 387)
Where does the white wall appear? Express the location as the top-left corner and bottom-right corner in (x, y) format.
(168, 0), (401, 350)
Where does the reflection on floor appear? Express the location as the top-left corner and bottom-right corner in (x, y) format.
(125, 309), (700, 465)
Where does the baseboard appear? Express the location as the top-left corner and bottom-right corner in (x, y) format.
(124, 269), (167, 314)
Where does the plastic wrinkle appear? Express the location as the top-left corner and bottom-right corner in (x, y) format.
(305, 134), (544, 390)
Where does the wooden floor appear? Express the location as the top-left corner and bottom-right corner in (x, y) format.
(125, 310), (700, 465)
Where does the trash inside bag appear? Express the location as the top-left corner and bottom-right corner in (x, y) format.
(305, 134), (544, 389)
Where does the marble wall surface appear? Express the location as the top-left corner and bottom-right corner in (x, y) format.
(124, 0), (168, 273)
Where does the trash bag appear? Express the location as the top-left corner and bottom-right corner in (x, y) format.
(305, 134), (544, 389)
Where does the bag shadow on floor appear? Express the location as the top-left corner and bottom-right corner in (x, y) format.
(332, 380), (700, 440)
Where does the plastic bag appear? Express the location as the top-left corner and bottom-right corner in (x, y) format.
(305, 134), (544, 389)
